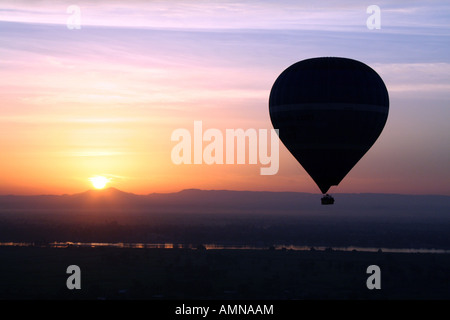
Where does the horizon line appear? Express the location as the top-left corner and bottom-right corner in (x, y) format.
(0, 187), (448, 197)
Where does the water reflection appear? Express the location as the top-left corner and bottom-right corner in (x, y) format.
(0, 241), (449, 254)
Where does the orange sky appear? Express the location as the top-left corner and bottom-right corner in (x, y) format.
(1, 1), (449, 195)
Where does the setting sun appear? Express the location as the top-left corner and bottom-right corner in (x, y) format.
(89, 176), (110, 189)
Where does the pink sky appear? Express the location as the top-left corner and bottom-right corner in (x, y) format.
(0, 1), (449, 195)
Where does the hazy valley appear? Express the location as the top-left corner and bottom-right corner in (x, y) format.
(1, 188), (449, 250)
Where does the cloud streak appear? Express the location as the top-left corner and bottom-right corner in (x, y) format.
(1, 1), (449, 32)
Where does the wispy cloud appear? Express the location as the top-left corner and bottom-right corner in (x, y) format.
(1, 1), (449, 32)
(374, 62), (450, 93)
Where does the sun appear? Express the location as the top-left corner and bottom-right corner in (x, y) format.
(89, 176), (110, 189)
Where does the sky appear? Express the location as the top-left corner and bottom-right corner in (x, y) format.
(0, 0), (449, 195)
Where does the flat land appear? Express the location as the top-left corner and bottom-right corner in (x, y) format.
(0, 246), (449, 300)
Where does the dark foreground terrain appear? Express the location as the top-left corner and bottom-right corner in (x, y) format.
(0, 245), (449, 300)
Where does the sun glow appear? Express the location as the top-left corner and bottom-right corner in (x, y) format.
(89, 176), (110, 189)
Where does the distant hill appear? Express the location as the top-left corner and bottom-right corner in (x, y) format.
(0, 188), (448, 219)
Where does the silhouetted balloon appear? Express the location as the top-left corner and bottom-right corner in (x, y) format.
(269, 57), (389, 194)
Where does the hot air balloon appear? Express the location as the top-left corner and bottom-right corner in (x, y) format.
(269, 57), (389, 204)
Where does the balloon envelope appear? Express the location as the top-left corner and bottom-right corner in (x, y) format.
(269, 57), (389, 194)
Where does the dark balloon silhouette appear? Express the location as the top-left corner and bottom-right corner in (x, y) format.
(269, 57), (389, 203)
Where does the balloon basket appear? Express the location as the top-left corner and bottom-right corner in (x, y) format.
(321, 194), (335, 205)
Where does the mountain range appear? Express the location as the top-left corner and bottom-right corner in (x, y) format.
(1, 187), (449, 218)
